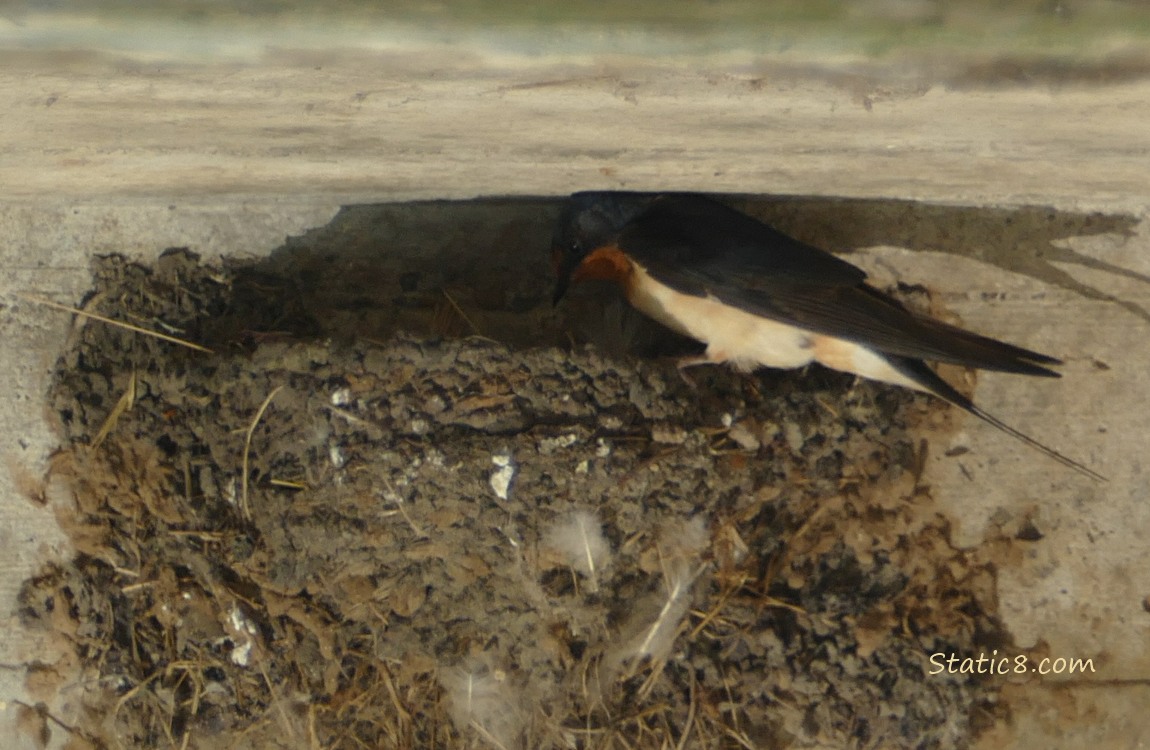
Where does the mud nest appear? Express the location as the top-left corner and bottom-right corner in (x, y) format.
(21, 247), (1008, 749)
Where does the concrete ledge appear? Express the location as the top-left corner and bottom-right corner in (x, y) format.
(4, 50), (1150, 211)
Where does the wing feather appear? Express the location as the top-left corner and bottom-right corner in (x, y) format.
(618, 196), (1061, 376)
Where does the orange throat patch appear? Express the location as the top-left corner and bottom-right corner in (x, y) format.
(571, 245), (634, 290)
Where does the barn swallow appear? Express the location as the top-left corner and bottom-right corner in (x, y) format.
(551, 191), (1104, 481)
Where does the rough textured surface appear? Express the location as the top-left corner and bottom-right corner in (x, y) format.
(3, 51), (1150, 213)
(22, 250), (1007, 749)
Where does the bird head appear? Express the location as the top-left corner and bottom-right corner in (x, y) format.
(550, 192), (651, 305)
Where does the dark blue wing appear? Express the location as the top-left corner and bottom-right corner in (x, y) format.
(618, 195), (1061, 376)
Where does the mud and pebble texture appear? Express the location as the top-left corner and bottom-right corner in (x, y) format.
(20, 249), (1008, 748)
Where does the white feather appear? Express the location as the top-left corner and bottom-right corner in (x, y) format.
(543, 510), (611, 593)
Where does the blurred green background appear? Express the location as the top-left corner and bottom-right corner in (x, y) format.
(3, 0), (1149, 74)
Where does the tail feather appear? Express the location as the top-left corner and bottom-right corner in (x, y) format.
(889, 357), (1106, 482)
(962, 401), (1107, 482)
(902, 311), (1063, 377)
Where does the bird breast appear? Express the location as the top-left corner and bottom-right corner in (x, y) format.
(626, 261), (922, 390)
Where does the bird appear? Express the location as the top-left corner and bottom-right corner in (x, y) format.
(550, 191), (1104, 482)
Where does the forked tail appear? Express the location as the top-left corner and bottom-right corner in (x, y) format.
(890, 356), (1106, 482)
(962, 402), (1106, 482)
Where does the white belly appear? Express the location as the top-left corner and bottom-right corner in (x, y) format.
(628, 263), (923, 392)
